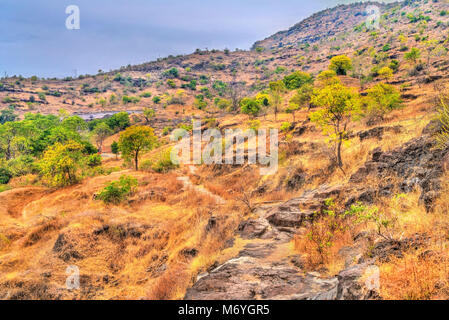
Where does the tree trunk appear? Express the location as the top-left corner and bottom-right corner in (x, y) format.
(337, 134), (343, 168)
(134, 151), (139, 171)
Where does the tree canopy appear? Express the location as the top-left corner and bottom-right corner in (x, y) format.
(119, 126), (157, 170)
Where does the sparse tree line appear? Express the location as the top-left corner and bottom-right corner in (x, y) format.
(0, 108), (164, 188)
(238, 54), (405, 170)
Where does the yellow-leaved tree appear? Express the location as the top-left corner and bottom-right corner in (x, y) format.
(40, 140), (84, 187)
(310, 83), (361, 170)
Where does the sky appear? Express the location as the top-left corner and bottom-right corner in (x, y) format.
(0, 0), (390, 78)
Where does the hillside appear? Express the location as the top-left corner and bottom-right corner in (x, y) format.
(1, 0), (449, 300)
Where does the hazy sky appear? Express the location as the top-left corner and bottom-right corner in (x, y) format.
(0, 0), (388, 78)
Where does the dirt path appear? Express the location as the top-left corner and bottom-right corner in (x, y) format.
(176, 175), (225, 205)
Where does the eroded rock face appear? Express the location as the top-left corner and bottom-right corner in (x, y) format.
(357, 125), (402, 141)
(350, 124), (449, 211)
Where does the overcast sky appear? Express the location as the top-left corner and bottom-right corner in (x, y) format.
(0, 0), (390, 78)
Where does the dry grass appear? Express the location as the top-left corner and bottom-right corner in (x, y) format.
(373, 176), (449, 300)
(380, 244), (449, 300)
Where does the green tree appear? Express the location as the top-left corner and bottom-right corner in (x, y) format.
(111, 141), (120, 160)
(106, 112), (130, 132)
(0, 107), (17, 124)
(269, 80), (286, 121)
(93, 122), (112, 153)
(62, 116), (88, 132)
(377, 67), (393, 80)
(283, 71), (313, 90)
(119, 126), (157, 170)
(240, 97), (261, 117)
(287, 83), (314, 122)
(329, 55), (353, 75)
(143, 107), (156, 124)
(363, 83), (403, 121)
(153, 96), (161, 104)
(310, 83), (360, 169)
(404, 47), (421, 65)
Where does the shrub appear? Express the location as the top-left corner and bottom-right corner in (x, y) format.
(404, 47), (421, 65)
(166, 79), (176, 88)
(280, 122), (292, 133)
(106, 112), (130, 131)
(152, 96), (161, 104)
(377, 66), (394, 80)
(162, 126), (173, 136)
(247, 120), (261, 131)
(122, 95), (140, 104)
(363, 83), (403, 122)
(0, 167), (12, 184)
(214, 98), (232, 110)
(140, 92), (152, 98)
(151, 148), (178, 173)
(240, 97), (261, 117)
(96, 175), (138, 204)
(87, 154), (102, 167)
(382, 44), (391, 52)
(194, 96), (207, 110)
(163, 68), (179, 79)
(7, 155), (37, 177)
(283, 71), (313, 90)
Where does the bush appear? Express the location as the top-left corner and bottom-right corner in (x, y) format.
(87, 154), (102, 167)
(382, 44), (391, 52)
(122, 95), (140, 104)
(106, 112), (130, 131)
(377, 66), (393, 80)
(151, 148), (178, 173)
(247, 120), (261, 131)
(0, 167), (12, 184)
(162, 126), (173, 136)
(7, 155), (37, 177)
(140, 92), (152, 98)
(152, 96), (161, 104)
(280, 122), (292, 133)
(214, 98), (231, 110)
(363, 83), (403, 122)
(166, 79), (176, 88)
(39, 141), (84, 187)
(240, 97), (261, 117)
(96, 175), (138, 204)
(163, 68), (179, 79)
(283, 71), (313, 90)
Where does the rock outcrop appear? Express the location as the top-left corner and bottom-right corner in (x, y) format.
(350, 121), (449, 211)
